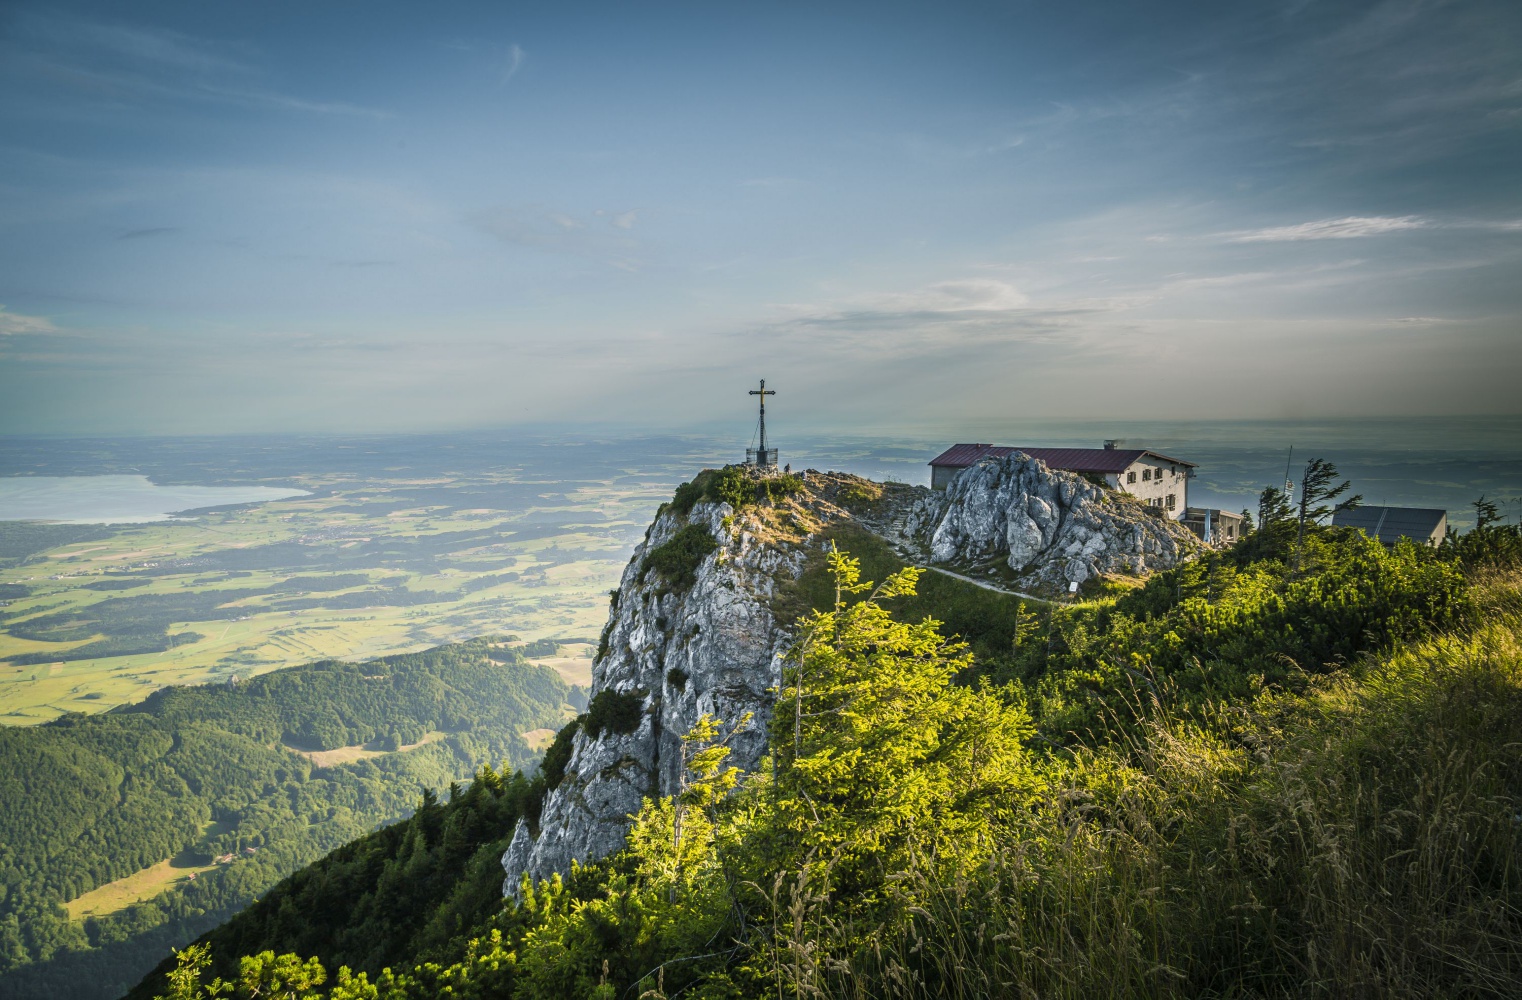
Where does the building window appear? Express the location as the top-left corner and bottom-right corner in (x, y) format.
(1166, 494), (1176, 509)
(1142, 469), (1151, 481)
(1127, 470), (1136, 484)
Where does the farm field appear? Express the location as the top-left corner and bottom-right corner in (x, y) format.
(283, 731), (445, 768)
(64, 821), (231, 922)
(65, 854), (218, 923)
(0, 434), (703, 723)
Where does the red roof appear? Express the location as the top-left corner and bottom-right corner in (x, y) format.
(928, 444), (1196, 474)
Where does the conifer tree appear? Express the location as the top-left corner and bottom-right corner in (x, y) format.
(1295, 458), (1361, 570)
(1257, 486), (1293, 530)
(772, 545), (1037, 908)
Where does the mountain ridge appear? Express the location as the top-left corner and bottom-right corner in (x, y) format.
(502, 456), (1196, 894)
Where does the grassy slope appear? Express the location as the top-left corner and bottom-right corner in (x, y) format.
(845, 565), (1522, 998)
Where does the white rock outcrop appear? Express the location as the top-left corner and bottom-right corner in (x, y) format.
(892, 452), (1196, 591)
(502, 501), (803, 896)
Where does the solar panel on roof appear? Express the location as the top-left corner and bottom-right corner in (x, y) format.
(1332, 506), (1446, 543)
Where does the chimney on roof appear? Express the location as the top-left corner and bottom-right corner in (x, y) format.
(1103, 439), (1123, 450)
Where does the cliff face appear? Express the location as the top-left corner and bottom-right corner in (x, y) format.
(503, 499), (806, 895)
(504, 459), (1197, 895)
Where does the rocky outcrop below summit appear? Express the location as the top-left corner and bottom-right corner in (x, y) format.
(503, 459), (1198, 896)
(885, 452), (1198, 593)
(502, 497), (809, 896)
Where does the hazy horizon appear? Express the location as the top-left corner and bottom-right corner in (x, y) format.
(5, 416), (1521, 530)
(2, 1), (1520, 436)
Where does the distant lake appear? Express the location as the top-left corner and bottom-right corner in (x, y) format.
(0, 476), (309, 524)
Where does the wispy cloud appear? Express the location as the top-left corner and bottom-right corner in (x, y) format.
(118, 227), (179, 240)
(6, 12), (390, 119)
(197, 85), (390, 119)
(1224, 216), (1429, 242)
(54, 18), (249, 76)
(751, 279), (1086, 363)
(876, 279), (1031, 313)
(0, 307), (58, 336)
(501, 44), (525, 83)
(473, 205), (639, 262)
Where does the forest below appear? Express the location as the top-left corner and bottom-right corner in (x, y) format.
(132, 480), (1522, 1000)
(0, 638), (571, 1000)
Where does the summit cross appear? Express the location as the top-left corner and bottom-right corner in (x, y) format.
(749, 379), (775, 454)
(746, 379), (779, 469)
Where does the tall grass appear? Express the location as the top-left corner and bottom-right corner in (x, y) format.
(769, 570), (1522, 999)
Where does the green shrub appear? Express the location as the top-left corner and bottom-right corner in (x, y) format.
(709, 466), (750, 508)
(1020, 531), (1472, 739)
(668, 473), (713, 516)
(640, 524), (719, 590)
(761, 472), (804, 503)
(1445, 520), (1522, 568)
(537, 719), (580, 790)
(595, 619), (614, 662)
(666, 466), (802, 516)
(581, 690), (644, 740)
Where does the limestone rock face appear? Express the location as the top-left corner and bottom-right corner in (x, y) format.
(502, 461), (1196, 897)
(502, 501), (802, 896)
(891, 453), (1196, 592)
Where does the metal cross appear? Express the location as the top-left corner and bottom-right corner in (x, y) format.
(749, 379), (775, 455)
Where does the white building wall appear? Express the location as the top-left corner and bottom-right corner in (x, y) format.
(1117, 458), (1189, 518)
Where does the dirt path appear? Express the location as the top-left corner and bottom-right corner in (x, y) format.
(920, 565), (1048, 603)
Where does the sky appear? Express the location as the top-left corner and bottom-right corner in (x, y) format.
(1, 0), (1519, 437)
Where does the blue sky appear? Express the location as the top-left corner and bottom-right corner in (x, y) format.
(1, 0), (1518, 435)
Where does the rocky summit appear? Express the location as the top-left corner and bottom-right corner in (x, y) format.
(503, 456), (1198, 895)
